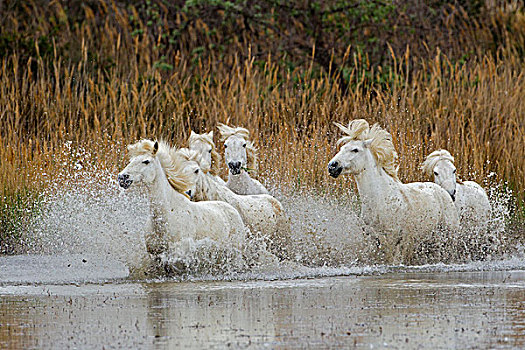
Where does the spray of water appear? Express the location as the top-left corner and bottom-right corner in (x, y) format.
(12, 142), (519, 283)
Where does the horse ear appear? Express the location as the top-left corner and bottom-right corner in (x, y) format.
(190, 130), (196, 137)
(207, 131), (213, 138)
(363, 139), (373, 148)
(153, 141), (159, 155)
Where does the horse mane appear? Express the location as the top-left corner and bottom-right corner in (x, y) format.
(217, 123), (250, 141)
(217, 123), (258, 172)
(175, 147), (201, 164)
(175, 147), (217, 201)
(421, 149), (455, 177)
(127, 139), (192, 197)
(127, 139), (158, 158)
(336, 119), (400, 182)
(188, 131), (222, 176)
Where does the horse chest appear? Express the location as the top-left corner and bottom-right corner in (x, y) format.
(227, 177), (247, 195)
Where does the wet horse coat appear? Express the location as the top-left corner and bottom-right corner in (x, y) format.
(118, 140), (246, 256)
(177, 148), (292, 259)
(328, 120), (460, 263)
(422, 149), (490, 231)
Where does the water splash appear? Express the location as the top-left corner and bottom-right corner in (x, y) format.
(278, 190), (378, 266)
(10, 143), (521, 283)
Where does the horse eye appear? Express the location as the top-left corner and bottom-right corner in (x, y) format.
(453, 169), (456, 174)
(208, 149), (212, 153)
(194, 169), (199, 174)
(243, 144), (246, 148)
(351, 149), (359, 153)
(142, 160), (150, 165)
(224, 144), (227, 148)
(434, 171), (438, 176)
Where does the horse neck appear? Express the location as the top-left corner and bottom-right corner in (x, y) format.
(199, 173), (234, 202)
(353, 152), (399, 207)
(147, 162), (188, 213)
(196, 173), (218, 201)
(227, 170), (253, 187)
(145, 161), (190, 245)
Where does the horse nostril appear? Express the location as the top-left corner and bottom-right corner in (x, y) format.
(328, 161), (342, 178)
(448, 188), (457, 201)
(118, 173), (132, 189)
(228, 161), (242, 175)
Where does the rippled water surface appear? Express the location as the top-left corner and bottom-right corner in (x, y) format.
(1, 256), (525, 349)
(3, 153), (523, 348)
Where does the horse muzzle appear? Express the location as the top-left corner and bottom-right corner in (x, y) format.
(328, 161), (343, 178)
(228, 161), (242, 175)
(118, 174), (133, 189)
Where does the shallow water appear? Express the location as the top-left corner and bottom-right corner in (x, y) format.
(1, 261), (525, 349)
(4, 151), (522, 348)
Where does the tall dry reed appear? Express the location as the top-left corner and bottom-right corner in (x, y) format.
(0, 1), (523, 207)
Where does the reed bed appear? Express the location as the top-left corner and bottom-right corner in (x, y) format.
(1, 48), (523, 194)
(1, 1), (524, 248)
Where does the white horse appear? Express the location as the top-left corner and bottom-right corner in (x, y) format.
(422, 149), (490, 231)
(217, 123), (269, 195)
(188, 130), (226, 186)
(328, 119), (460, 264)
(118, 139), (246, 257)
(175, 148), (292, 259)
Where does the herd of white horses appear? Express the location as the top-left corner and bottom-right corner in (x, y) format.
(118, 119), (491, 265)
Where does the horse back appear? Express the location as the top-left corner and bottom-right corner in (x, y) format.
(402, 181), (460, 229)
(191, 201), (245, 241)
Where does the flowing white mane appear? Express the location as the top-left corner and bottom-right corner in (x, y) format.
(175, 147), (201, 164)
(336, 119), (399, 181)
(217, 123), (250, 141)
(217, 123), (258, 171)
(177, 147), (213, 201)
(127, 139), (192, 195)
(421, 149), (455, 177)
(188, 131), (222, 176)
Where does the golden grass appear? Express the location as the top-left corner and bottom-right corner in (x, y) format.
(0, 1), (523, 208)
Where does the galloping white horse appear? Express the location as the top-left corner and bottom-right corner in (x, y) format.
(328, 119), (460, 263)
(175, 148), (292, 259)
(422, 149), (490, 231)
(118, 140), (246, 256)
(188, 130), (226, 185)
(217, 123), (269, 195)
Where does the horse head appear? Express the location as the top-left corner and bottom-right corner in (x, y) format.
(422, 150), (457, 201)
(328, 139), (373, 178)
(118, 140), (160, 189)
(189, 130), (222, 176)
(328, 119), (399, 181)
(119, 140), (193, 198)
(218, 123), (257, 176)
(175, 148), (203, 200)
(224, 134), (248, 175)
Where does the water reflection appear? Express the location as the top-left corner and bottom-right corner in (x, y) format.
(1, 272), (525, 348)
